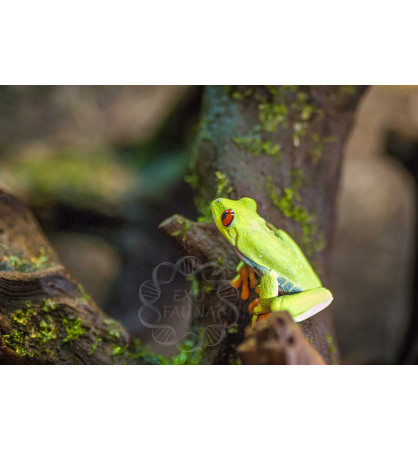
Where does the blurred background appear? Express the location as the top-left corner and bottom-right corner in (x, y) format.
(0, 86), (416, 364)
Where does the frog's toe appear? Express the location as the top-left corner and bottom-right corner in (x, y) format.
(251, 311), (271, 327)
(248, 268), (258, 289)
(231, 263), (259, 301)
(254, 299), (272, 315)
(257, 313), (272, 323)
(248, 298), (260, 314)
(231, 274), (242, 289)
(235, 264), (250, 300)
(240, 280), (250, 300)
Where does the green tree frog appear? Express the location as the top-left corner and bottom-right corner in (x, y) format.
(211, 197), (333, 323)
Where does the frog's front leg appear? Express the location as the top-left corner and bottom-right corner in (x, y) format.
(250, 270), (278, 323)
(231, 261), (258, 300)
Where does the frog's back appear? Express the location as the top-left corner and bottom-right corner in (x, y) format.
(269, 241), (321, 292)
(238, 229), (322, 293)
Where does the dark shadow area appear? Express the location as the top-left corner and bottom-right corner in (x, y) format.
(386, 131), (418, 363)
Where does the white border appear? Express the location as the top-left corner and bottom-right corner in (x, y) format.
(1, 366), (417, 450)
(1, 1), (417, 84)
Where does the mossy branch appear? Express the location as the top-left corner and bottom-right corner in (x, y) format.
(0, 184), (157, 364)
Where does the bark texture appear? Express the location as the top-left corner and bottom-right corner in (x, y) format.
(237, 311), (325, 365)
(160, 85), (366, 364)
(0, 184), (134, 364)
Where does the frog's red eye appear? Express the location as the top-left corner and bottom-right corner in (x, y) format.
(221, 209), (234, 227)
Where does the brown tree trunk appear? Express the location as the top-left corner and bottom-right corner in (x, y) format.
(160, 85), (366, 364)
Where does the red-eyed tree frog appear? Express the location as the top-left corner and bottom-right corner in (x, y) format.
(211, 197), (333, 324)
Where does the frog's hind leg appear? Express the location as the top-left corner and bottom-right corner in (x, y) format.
(268, 287), (333, 322)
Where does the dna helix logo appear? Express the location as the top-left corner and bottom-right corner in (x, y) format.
(138, 256), (239, 351)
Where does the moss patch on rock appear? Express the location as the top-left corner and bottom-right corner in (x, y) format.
(0, 247), (53, 273)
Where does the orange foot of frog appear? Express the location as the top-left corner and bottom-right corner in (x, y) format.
(248, 298), (271, 324)
(248, 298), (260, 314)
(231, 262), (258, 300)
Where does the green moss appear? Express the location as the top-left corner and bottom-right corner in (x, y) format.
(124, 327), (207, 365)
(202, 282), (215, 294)
(231, 86), (336, 164)
(198, 116), (215, 142)
(186, 275), (200, 298)
(266, 171), (324, 255)
(103, 335), (169, 365)
(62, 317), (85, 343)
(215, 170), (233, 197)
(223, 85), (232, 95)
(326, 334), (337, 354)
(41, 298), (57, 313)
(197, 116), (214, 141)
(231, 88), (254, 101)
(232, 133), (281, 160)
(3, 299), (69, 358)
(229, 88), (287, 161)
(32, 247), (51, 270)
(0, 247), (52, 273)
(227, 324), (239, 334)
(103, 318), (165, 364)
(11, 302), (35, 326)
(340, 85), (356, 96)
(4, 301), (57, 357)
(33, 319), (57, 345)
(310, 133), (336, 164)
(189, 170), (233, 223)
(188, 275), (217, 298)
(260, 87), (324, 152)
(111, 343), (129, 356)
(88, 337), (102, 355)
(77, 283), (92, 302)
(2, 330), (34, 357)
(255, 86), (295, 132)
(258, 102), (288, 132)
(1, 255), (32, 272)
(230, 86), (342, 169)
(170, 216), (193, 242)
(201, 130), (211, 141)
(128, 339), (169, 365)
(169, 330), (206, 365)
(227, 87), (286, 163)
(105, 318), (123, 340)
(292, 121), (308, 147)
(184, 173), (198, 189)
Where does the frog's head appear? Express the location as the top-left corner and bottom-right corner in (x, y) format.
(210, 197), (258, 247)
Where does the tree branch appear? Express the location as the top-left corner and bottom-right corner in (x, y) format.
(0, 184), (138, 364)
(237, 311), (325, 365)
